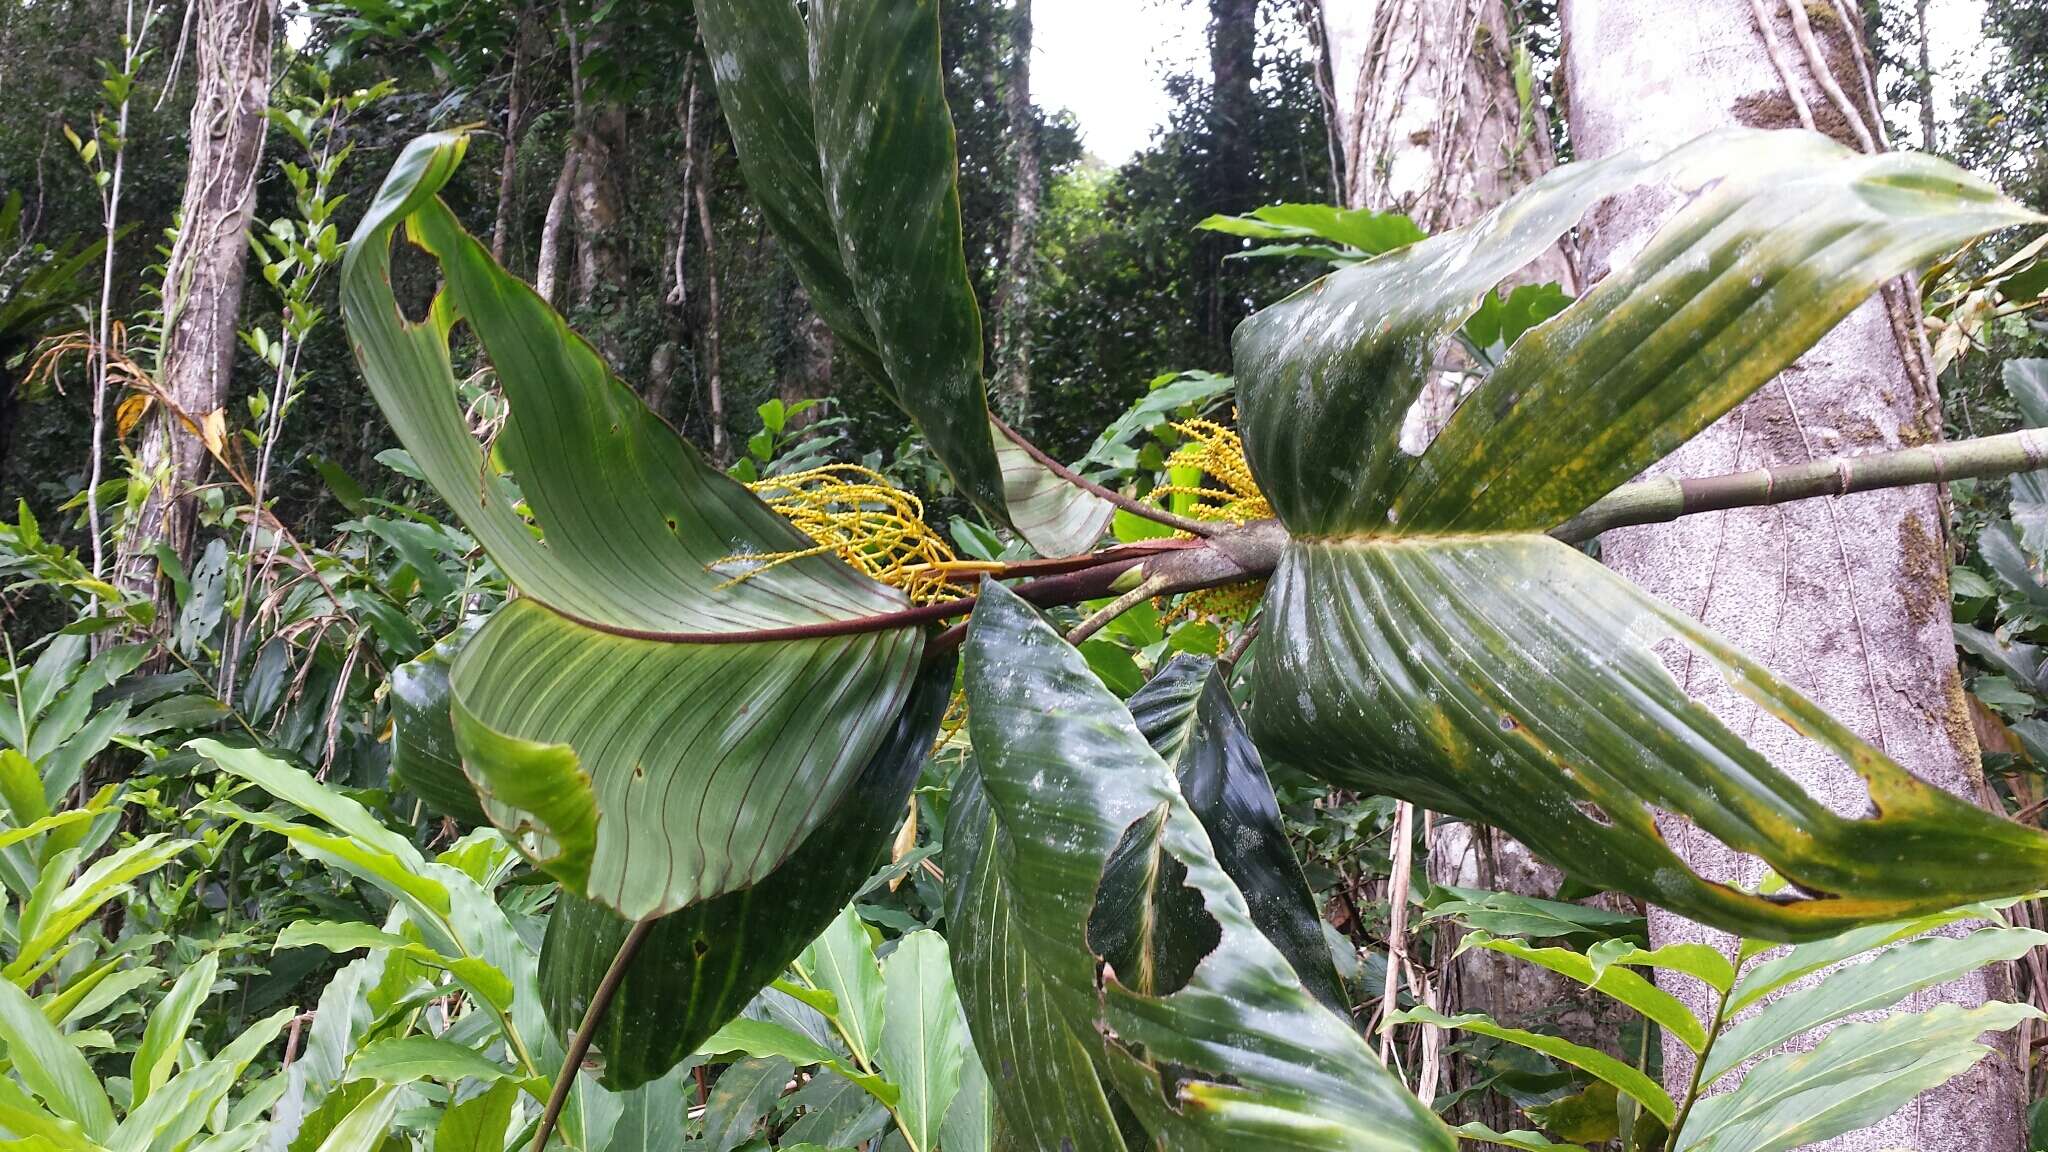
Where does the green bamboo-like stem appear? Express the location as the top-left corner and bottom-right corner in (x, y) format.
(1551, 427), (2048, 544)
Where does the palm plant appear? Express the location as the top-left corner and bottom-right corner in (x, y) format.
(329, 0), (2048, 1146)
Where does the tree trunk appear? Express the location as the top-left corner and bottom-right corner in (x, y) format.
(491, 2), (534, 265)
(569, 102), (627, 313)
(776, 275), (832, 432)
(1200, 0), (1258, 365)
(536, 143), (576, 307)
(118, 0), (272, 617)
(1562, 1), (2022, 1147)
(1325, 0), (1571, 274)
(990, 0), (1038, 424)
(1299, 0), (1346, 203)
(561, 12), (625, 322)
(648, 67), (697, 423)
(687, 76), (725, 465)
(1915, 0), (1937, 151)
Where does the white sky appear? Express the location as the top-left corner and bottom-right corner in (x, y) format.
(1034, 0), (1997, 163)
(1034, 0), (1207, 161)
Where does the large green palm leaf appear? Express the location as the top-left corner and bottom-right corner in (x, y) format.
(696, 0), (1007, 523)
(342, 134), (923, 918)
(1238, 130), (2048, 940)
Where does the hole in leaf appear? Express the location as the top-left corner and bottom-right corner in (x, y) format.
(1646, 804), (1780, 895)
(1087, 804), (1221, 999)
(390, 238), (442, 324)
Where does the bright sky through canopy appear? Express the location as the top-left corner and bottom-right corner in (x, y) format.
(1033, 0), (1204, 162)
(1032, 0), (1994, 163)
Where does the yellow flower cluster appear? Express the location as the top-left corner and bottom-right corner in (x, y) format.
(720, 464), (997, 604)
(1148, 418), (1273, 526)
(1153, 418), (1270, 629)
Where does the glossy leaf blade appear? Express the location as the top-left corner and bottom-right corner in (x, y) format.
(1234, 137), (1676, 537)
(696, 0), (1008, 520)
(343, 134), (902, 635)
(388, 626), (485, 826)
(451, 600), (919, 916)
(994, 419), (1114, 557)
(1251, 538), (2048, 941)
(1399, 140), (2039, 532)
(879, 930), (969, 1152)
(1464, 935), (1706, 1053)
(537, 656), (949, 1089)
(691, 0), (885, 384)
(1727, 904), (2002, 1014)
(1235, 130), (2039, 538)
(945, 762), (1133, 1151)
(953, 581), (1454, 1151)
(1392, 1006), (1675, 1125)
(1127, 654), (1345, 1013)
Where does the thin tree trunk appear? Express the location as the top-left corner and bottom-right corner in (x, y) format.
(1915, 0), (1937, 150)
(687, 77), (725, 465)
(536, 144), (576, 307)
(990, 0), (1038, 424)
(118, 0), (272, 618)
(1326, 0), (1572, 276)
(490, 2), (533, 265)
(569, 103), (627, 313)
(648, 65), (698, 422)
(1562, 2), (2021, 1147)
(563, 12), (625, 321)
(537, 8), (584, 308)
(1200, 0), (1258, 365)
(1299, 0), (1346, 203)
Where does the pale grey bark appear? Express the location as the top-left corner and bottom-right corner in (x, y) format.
(119, 0), (273, 616)
(535, 144), (576, 308)
(1325, 0), (1574, 287)
(991, 0), (1038, 424)
(558, 14), (625, 322)
(569, 102), (626, 313)
(1561, 1), (2022, 1147)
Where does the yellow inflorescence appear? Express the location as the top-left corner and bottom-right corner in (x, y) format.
(1149, 418), (1273, 526)
(720, 464), (996, 605)
(1153, 418), (1271, 629)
